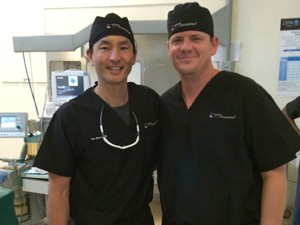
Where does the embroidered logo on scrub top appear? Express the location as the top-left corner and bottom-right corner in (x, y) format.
(91, 136), (106, 141)
(144, 120), (158, 128)
(209, 112), (236, 120)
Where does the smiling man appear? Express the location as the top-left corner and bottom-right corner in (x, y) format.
(34, 13), (160, 225)
(157, 2), (300, 225)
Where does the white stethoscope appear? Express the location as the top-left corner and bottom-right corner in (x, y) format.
(99, 105), (140, 149)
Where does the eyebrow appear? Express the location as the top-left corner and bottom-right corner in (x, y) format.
(98, 38), (131, 46)
(171, 32), (207, 40)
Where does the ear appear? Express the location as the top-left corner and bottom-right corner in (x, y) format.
(86, 49), (94, 66)
(211, 36), (219, 56)
(132, 53), (137, 66)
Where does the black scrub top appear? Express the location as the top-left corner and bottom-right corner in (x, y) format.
(34, 82), (160, 225)
(158, 71), (300, 225)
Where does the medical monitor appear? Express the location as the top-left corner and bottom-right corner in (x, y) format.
(0, 112), (28, 138)
(51, 70), (90, 105)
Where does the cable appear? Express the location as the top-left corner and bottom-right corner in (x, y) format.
(41, 79), (50, 118)
(22, 52), (40, 117)
(39, 81), (51, 139)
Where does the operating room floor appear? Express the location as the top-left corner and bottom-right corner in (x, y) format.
(150, 184), (162, 225)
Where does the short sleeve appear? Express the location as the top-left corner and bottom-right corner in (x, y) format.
(286, 96), (300, 119)
(244, 84), (300, 172)
(33, 106), (80, 177)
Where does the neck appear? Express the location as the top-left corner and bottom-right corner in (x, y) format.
(180, 68), (219, 109)
(94, 84), (128, 107)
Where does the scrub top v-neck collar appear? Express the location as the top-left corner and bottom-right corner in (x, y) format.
(177, 71), (223, 110)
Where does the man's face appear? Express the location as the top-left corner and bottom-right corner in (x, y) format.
(87, 35), (136, 85)
(168, 30), (218, 77)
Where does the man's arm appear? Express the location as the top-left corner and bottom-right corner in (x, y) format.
(47, 172), (71, 225)
(282, 106), (300, 135)
(260, 165), (287, 225)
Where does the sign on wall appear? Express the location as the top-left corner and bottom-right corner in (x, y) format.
(277, 18), (300, 96)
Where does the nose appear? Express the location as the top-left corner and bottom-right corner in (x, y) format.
(180, 39), (192, 51)
(109, 48), (121, 62)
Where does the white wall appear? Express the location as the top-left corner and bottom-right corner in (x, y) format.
(0, 0), (299, 160)
(232, 0), (300, 108)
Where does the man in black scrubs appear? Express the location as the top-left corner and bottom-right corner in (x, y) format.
(34, 13), (160, 225)
(157, 2), (300, 225)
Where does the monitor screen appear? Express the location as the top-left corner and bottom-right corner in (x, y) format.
(56, 75), (85, 97)
(0, 112), (28, 138)
(51, 70), (90, 105)
(0, 116), (16, 128)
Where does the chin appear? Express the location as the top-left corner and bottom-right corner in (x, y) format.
(176, 66), (195, 75)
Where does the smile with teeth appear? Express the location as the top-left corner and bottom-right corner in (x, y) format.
(108, 66), (123, 71)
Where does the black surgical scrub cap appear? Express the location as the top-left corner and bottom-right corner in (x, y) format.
(88, 13), (136, 52)
(167, 2), (214, 39)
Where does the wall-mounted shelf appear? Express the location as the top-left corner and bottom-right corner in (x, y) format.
(12, 2), (233, 59)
